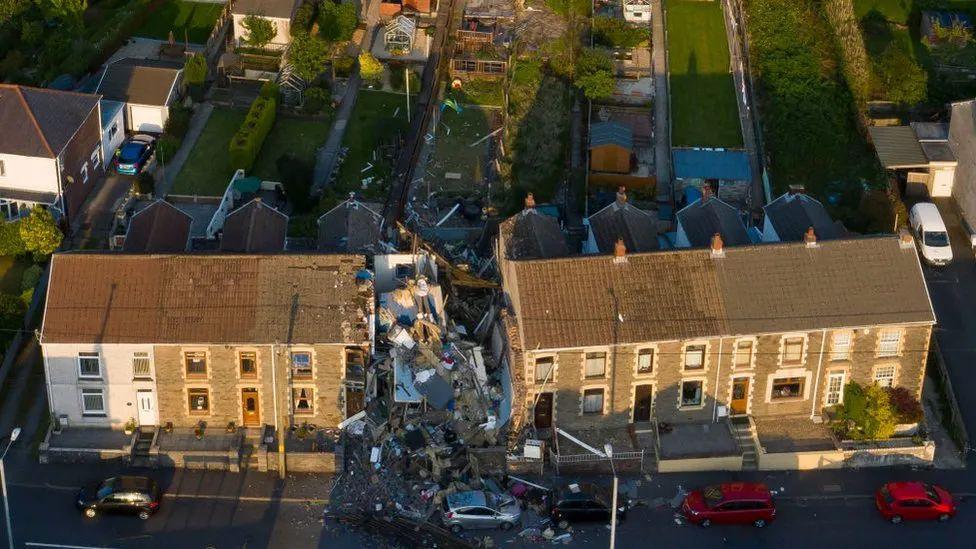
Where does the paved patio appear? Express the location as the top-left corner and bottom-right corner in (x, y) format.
(158, 429), (238, 451)
(657, 422), (738, 459)
(46, 428), (129, 449)
(755, 416), (837, 454)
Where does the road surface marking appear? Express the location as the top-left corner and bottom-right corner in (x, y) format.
(26, 543), (119, 549)
(10, 481), (326, 504)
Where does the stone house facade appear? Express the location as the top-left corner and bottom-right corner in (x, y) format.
(499, 232), (935, 434)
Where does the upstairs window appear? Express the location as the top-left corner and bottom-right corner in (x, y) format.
(132, 352), (151, 379)
(637, 348), (653, 373)
(291, 352), (312, 379)
(782, 337), (805, 364)
(184, 351), (207, 378)
(535, 357), (554, 383)
(584, 352), (606, 378)
(239, 352), (257, 378)
(733, 340), (753, 368)
(684, 344), (705, 370)
(78, 352), (100, 378)
(830, 331), (852, 361)
(877, 329), (902, 357)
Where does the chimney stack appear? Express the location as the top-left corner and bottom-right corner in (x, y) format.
(613, 238), (627, 263)
(711, 233), (725, 258)
(524, 193), (536, 210)
(788, 184), (805, 196)
(805, 226), (818, 248)
(701, 183), (714, 201)
(616, 186), (627, 207)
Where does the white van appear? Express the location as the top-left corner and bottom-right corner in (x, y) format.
(909, 202), (953, 266)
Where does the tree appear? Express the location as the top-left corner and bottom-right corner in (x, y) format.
(0, 220), (24, 256)
(0, 293), (25, 332)
(861, 384), (897, 440)
(19, 207), (62, 258)
(593, 16), (649, 49)
(0, 0), (30, 26)
(359, 52), (382, 85)
(574, 48), (615, 100)
(39, 0), (87, 31)
(184, 53), (207, 87)
(544, 0), (590, 18)
(242, 14), (276, 48)
(289, 32), (331, 81)
(318, 1), (358, 43)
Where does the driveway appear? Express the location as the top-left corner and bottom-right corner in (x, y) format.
(69, 173), (134, 248)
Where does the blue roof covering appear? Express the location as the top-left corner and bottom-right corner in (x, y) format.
(590, 121), (633, 150)
(673, 148), (752, 181)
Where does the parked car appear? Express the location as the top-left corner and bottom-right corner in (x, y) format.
(909, 202), (953, 266)
(875, 482), (956, 523)
(76, 476), (161, 520)
(550, 483), (626, 526)
(114, 134), (156, 176)
(681, 482), (776, 528)
(441, 490), (521, 533)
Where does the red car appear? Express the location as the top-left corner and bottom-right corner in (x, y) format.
(681, 482), (776, 528)
(875, 482), (956, 523)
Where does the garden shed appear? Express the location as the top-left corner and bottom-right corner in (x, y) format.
(385, 16), (416, 52)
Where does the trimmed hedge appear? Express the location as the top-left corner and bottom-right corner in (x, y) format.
(229, 83), (279, 171)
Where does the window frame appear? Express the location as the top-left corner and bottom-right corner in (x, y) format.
(732, 338), (756, 369)
(635, 347), (655, 375)
(769, 376), (806, 401)
(824, 370), (846, 407)
(78, 352), (101, 379)
(293, 386), (315, 415)
(581, 387), (606, 415)
(830, 331), (853, 361)
(873, 364), (898, 388)
(534, 355), (555, 384)
(238, 350), (258, 379)
(583, 351), (607, 379)
(876, 328), (903, 358)
(780, 335), (806, 365)
(80, 163), (89, 184)
(0, 159), (5, 177)
(290, 350), (313, 380)
(80, 388), (105, 416)
(187, 387), (211, 415)
(183, 350), (208, 379)
(131, 352), (152, 380)
(678, 378), (706, 409)
(682, 343), (707, 371)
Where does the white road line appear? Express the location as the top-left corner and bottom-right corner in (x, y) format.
(25, 543), (120, 549)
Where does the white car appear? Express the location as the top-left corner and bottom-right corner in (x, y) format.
(909, 202), (953, 266)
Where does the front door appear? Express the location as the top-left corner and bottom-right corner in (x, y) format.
(241, 389), (260, 426)
(731, 377), (750, 415)
(633, 384), (653, 422)
(136, 391), (157, 426)
(534, 393), (553, 428)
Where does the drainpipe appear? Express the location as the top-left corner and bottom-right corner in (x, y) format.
(810, 329), (827, 420)
(272, 342), (285, 477)
(712, 337), (724, 421)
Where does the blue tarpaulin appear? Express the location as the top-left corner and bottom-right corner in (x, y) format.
(673, 148), (752, 181)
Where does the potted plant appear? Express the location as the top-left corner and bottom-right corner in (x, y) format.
(123, 418), (137, 436)
(163, 422), (174, 434)
(226, 421), (237, 433)
(194, 421), (205, 440)
(296, 422), (309, 440)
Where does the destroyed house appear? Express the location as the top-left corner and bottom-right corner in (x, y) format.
(40, 253), (374, 431)
(499, 234), (934, 439)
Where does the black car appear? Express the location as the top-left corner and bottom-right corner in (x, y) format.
(550, 483), (627, 526)
(76, 476), (161, 520)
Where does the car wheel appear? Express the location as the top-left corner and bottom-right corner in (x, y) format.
(890, 515), (902, 524)
(450, 524), (463, 534)
(700, 519), (711, 528)
(138, 510), (151, 520)
(754, 519), (767, 528)
(499, 521), (514, 531)
(939, 514), (951, 522)
(558, 520), (569, 529)
(84, 508), (96, 519)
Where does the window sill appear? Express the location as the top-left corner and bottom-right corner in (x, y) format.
(132, 377), (153, 382)
(682, 367), (705, 372)
(82, 413), (106, 417)
(186, 375), (208, 380)
(188, 410), (210, 415)
(876, 354), (901, 359)
(635, 370), (654, 376)
(678, 403), (705, 410)
(768, 397), (806, 404)
(294, 411), (315, 416)
(78, 376), (103, 381)
(292, 374), (314, 381)
(581, 411), (604, 416)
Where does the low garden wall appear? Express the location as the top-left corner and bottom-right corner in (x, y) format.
(658, 455), (743, 473)
(758, 449), (845, 471)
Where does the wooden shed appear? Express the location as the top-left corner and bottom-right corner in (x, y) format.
(589, 121), (633, 174)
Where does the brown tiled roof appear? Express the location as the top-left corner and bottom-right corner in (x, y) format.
(95, 58), (182, 106)
(220, 199), (288, 252)
(588, 200), (659, 253)
(233, 0), (301, 18)
(0, 85), (100, 157)
(510, 236), (934, 350)
(42, 253), (371, 345)
(498, 209), (569, 260)
(123, 200), (192, 253)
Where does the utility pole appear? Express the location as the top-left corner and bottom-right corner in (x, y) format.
(1, 427), (22, 549)
(605, 443), (618, 549)
(271, 342), (285, 478)
(405, 66), (411, 122)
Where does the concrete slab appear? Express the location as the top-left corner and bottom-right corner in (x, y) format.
(755, 416), (837, 453)
(47, 428), (129, 449)
(158, 429), (237, 451)
(658, 422), (738, 459)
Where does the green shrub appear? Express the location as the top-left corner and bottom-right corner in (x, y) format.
(593, 15), (649, 48)
(0, 221), (25, 256)
(156, 135), (182, 164)
(229, 91), (278, 171)
(19, 207), (61, 258)
(333, 55), (356, 77)
(277, 153), (314, 213)
(20, 264), (42, 292)
(304, 86), (331, 114)
(135, 171), (155, 195)
(318, 0), (358, 42)
(0, 293), (26, 331)
(260, 80), (280, 99)
(164, 106), (192, 140)
(835, 381), (897, 440)
(292, 1), (318, 37)
(389, 63), (421, 92)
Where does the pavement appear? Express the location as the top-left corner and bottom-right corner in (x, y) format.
(651, 0), (672, 203)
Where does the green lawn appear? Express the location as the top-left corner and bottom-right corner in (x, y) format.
(172, 108), (244, 196)
(665, 0), (743, 148)
(854, 0), (913, 22)
(252, 117), (332, 182)
(428, 106), (499, 196)
(134, 0), (224, 43)
(335, 90), (411, 198)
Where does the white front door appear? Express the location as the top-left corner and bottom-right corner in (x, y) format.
(136, 391), (157, 426)
(824, 372), (846, 407)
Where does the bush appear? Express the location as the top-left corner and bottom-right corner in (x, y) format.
(886, 387), (924, 424)
(835, 381), (897, 440)
(156, 135), (182, 163)
(260, 80), (280, 99)
(0, 221), (25, 256)
(20, 264), (42, 292)
(135, 171), (156, 195)
(318, 1), (358, 42)
(574, 48), (615, 100)
(0, 293), (26, 332)
(229, 91), (278, 171)
(277, 153), (314, 213)
(184, 53), (207, 86)
(359, 52), (382, 84)
(19, 207), (62, 258)
(242, 14), (277, 47)
(292, 0), (318, 37)
(289, 33), (331, 81)
(333, 55), (356, 77)
(304, 86), (331, 114)
(389, 64), (421, 92)
(593, 15), (649, 48)
(164, 106), (192, 140)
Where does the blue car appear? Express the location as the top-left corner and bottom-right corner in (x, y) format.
(114, 134), (156, 175)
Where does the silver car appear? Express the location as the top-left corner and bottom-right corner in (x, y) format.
(442, 490), (521, 533)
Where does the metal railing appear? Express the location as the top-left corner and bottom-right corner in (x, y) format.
(548, 448), (644, 475)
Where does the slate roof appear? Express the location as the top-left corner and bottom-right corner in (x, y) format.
(763, 192), (843, 242)
(123, 200), (192, 253)
(220, 199), (288, 252)
(590, 122), (633, 150)
(0, 85), (100, 158)
(676, 197), (750, 248)
(509, 236), (935, 350)
(673, 148), (751, 181)
(95, 58), (183, 106)
(42, 253), (372, 345)
(498, 208), (569, 260)
(868, 126), (929, 168)
(588, 198), (658, 253)
(317, 198), (385, 253)
(233, 0), (301, 18)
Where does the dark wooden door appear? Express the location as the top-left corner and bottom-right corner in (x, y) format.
(534, 393), (553, 428)
(345, 386), (365, 418)
(242, 389), (260, 426)
(633, 384), (653, 422)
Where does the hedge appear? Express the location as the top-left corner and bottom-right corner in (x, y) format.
(229, 85), (279, 171)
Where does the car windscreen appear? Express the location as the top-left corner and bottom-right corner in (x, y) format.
(119, 144), (144, 163)
(924, 231), (950, 247)
(96, 478), (117, 499)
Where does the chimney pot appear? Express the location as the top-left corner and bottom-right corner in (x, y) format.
(805, 226), (818, 247)
(613, 238), (627, 263)
(711, 233), (724, 257)
(701, 184), (714, 201)
(616, 187), (627, 206)
(524, 193), (536, 210)
(788, 184), (806, 196)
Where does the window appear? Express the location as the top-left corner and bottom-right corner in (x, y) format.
(878, 329), (902, 357)
(188, 388), (210, 414)
(293, 387), (314, 414)
(637, 348), (653, 373)
(582, 388), (604, 414)
(584, 352), (606, 378)
(90, 147), (100, 169)
(80, 164), (89, 184)
(680, 380), (703, 407)
(733, 340), (753, 368)
(239, 352), (257, 378)
(874, 365), (896, 388)
(81, 388), (105, 415)
(770, 377), (805, 400)
(825, 372), (845, 406)
(132, 352), (151, 379)
(782, 337), (804, 364)
(535, 357), (554, 383)
(184, 351), (207, 377)
(830, 331), (852, 361)
(109, 123), (119, 141)
(684, 344), (705, 370)
(291, 352), (312, 379)
(78, 352), (100, 378)
(0, 160), (5, 176)
(0, 201), (19, 221)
